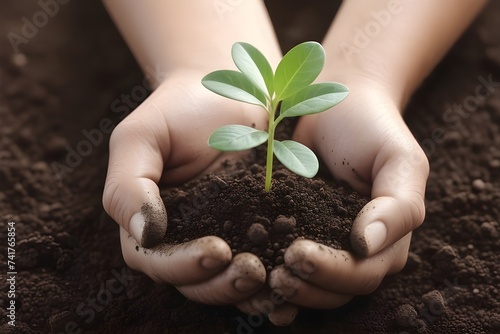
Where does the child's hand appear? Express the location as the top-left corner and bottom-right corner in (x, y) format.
(269, 78), (429, 314)
(102, 70), (268, 305)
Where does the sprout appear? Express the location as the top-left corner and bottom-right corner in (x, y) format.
(202, 41), (348, 191)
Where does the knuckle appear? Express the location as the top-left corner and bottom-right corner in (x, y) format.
(109, 119), (142, 146)
(406, 193), (426, 229)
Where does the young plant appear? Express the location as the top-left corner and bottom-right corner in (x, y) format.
(202, 41), (348, 191)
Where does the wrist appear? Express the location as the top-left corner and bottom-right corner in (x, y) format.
(104, 0), (281, 89)
(145, 43), (282, 89)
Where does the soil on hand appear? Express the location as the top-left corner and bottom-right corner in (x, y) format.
(1, 1), (500, 333)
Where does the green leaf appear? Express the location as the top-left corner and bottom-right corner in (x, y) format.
(280, 83), (349, 118)
(208, 125), (269, 151)
(274, 41), (325, 100)
(202, 70), (266, 107)
(273, 140), (319, 178)
(232, 42), (274, 99)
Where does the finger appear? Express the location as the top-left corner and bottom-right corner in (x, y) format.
(177, 253), (266, 305)
(292, 114), (317, 148)
(236, 288), (299, 327)
(284, 237), (410, 295)
(103, 100), (170, 247)
(351, 141), (429, 257)
(236, 288), (279, 315)
(120, 227), (231, 285)
(268, 303), (299, 327)
(269, 266), (353, 309)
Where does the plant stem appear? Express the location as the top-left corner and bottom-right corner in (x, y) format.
(264, 101), (277, 191)
(264, 124), (275, 192)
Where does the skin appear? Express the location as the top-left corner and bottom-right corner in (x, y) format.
(271, 0), (488, 314)
(101, 0), (282, 312)
(102, 0), (488, 326)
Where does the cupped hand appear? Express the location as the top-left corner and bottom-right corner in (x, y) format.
(102, 70), (268, 305)
(269, 78), (429, 314)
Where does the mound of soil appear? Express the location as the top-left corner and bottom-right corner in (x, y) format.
(163, 160), (368, 272)
(1, 1), (499, 333)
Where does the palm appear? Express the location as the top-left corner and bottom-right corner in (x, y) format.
(268, 86), (428, 314)
(105, 70), (270, 308)
(294, 89), (413, 195)
(138, 70), (268, 184)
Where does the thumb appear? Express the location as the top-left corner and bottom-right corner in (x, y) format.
(103, 101), (170, 248)
(351, 140), (429, 257)
(292, 113), (317, 148)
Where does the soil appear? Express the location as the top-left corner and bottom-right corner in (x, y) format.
(162, 157), (368, 272)
(1, 1), (500, 333)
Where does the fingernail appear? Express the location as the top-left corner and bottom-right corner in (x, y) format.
(234, 278), (261, 293)
(130, 212), (146, 245)
(137, 198), (167, 248)
(363, 221), (387, 255)
(200, 257), (226, 270)
(289, 260), (316, 279)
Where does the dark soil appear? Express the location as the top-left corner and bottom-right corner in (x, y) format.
(163, 159), (368, 272)
(1, 1), (500, 333)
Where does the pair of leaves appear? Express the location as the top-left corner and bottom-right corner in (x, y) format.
(201, 42), (273, 109)
(202, 41), (337, 112)
(209, 125), (318, 178)
(203, 72), (348, 117)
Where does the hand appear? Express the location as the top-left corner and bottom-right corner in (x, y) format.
(269, 78), (429, 314)
(102, 70), (269, 305)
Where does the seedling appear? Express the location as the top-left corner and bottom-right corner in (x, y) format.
(202, 41), (348, 191)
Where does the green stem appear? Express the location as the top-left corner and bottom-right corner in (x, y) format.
(264, 124), (275, 192)
(264, 101), (277, 192)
